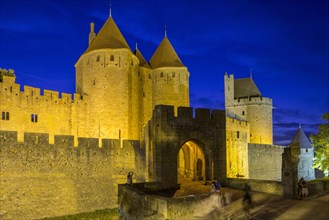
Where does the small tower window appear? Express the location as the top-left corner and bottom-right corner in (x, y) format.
(149, 74), (151, 79)
(2, 112), (9, 120)
(237, 131), (240, 138)
(172, 72), (175, 77)
(306, 149), (308, 153)
(110, 55), (114, 61)
(31, 114), (38, 123)
(96, 56), (100, 62)
(160, 72), (164, 77)
(242, 111), (245, 116)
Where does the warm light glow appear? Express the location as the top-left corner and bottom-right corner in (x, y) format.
(177, 141), (205, 182)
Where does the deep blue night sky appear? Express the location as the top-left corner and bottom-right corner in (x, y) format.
(0, 0), (328, 145)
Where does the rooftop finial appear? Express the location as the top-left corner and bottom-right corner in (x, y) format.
(110, 1), (112, 17)
(250, 68), (253, 78)
(165, 24), (167, 37)
(135, 42), (138, 50)
(299, 123), (302, 128)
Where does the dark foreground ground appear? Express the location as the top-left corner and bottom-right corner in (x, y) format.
(43, 181), (329, 220)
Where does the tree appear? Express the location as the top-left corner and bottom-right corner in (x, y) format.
(310, 112), (329, 177)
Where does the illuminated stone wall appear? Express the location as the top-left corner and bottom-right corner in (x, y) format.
(139, 67), (153, 140)
(225, 117), (250, 178)
(0, 75), (88, 144)
(151, 67), (190, 115)
(0, 130), (143, 220)
(248, 143), (284, 181)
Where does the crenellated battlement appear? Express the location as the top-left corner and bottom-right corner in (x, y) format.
(0, 130), (138, 154)
(1, 79), (88, 104)
(233, 96), (272, 106)
(248, 143), (285, 151)
(153, 105), (226, 129)
(226, 116), (249, 129)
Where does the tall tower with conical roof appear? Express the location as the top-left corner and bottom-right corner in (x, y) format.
(149, 35), (190, 114)
(75, 15), (140, 140)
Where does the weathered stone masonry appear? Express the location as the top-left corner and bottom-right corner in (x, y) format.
(0, 130), (142, 219)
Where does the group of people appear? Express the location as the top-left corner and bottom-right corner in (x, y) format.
(297, 177), (309, 199)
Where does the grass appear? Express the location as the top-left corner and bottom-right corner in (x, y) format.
(42, 208), (118, 220)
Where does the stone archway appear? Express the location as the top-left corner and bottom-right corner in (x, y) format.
(177, 141), (206, 183)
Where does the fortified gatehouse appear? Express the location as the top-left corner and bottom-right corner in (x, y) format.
(144, 105), (227, 189)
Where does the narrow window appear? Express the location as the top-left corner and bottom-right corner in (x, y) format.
(10, 86), (12, 92)
(5, 112), (9, 120)
(172, 72), (175, 77)
(160, 72), (163, 77)
(31, 114), (38, 123)
(149, 74), (151, 79)
(110, 55), (114, 61)
(242, 111), (245, 116)
(306, 149), (308, 153)
(1, 112), (5, 120)
(96, 56), (100, 61)
(237, 131), (240, 138)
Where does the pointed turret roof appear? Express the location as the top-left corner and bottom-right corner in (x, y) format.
(290, 126), (313, 149)
(134, 48), (151, 68)
(234, 77), (261, 99)
(149, 36), (185, 68)
(84, 17), (130, 54)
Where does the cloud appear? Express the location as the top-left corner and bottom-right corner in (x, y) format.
(190, 93), (224, 110)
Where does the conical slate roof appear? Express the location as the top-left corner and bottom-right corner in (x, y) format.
(290, 127), (313, 149)
(234, 78), (261, 98)
(149, 36), (185, 68)
(84, 17), (130, 54)
(134, 48), (150, 68)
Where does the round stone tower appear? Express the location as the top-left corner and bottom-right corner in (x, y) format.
(224, 73), (273, 144)
(149, 35), (190, 115)
(75, 16), (140, 140)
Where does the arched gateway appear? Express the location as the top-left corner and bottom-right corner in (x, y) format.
(144, 105), (227, 189)
(177, 140), (206, 182)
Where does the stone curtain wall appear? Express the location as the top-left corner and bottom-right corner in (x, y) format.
(0, 130), (142, 220)
(248, 144), (284, 181)
(223, 178), (284, 196)
(0, 75), (89, 144)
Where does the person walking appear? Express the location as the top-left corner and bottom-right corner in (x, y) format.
(242, 183), (253, 219)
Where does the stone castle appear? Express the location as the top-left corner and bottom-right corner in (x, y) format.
(0, 11), (313, 219)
